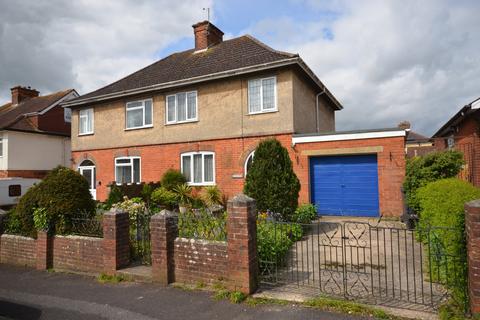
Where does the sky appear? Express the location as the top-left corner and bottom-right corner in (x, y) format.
(0, 0), (479, 136)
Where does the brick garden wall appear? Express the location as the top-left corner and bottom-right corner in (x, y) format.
(52, 235), (104, 273)
(0, 210), (129, 275)
(151, 194), (258, 294)
(174, 238), (228, 284)
(0, 234), (36, 267)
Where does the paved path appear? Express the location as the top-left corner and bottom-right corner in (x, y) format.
(0, 265), (361, 320)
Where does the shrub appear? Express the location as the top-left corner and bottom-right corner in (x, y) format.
(173, 184), (193, 206)
(13, 166), (95, 236)
(292, 204), (318, 224)
(201, 186), (223, 207)
(416, 178), (480, 310)
(151, 187), (178, 209)
(257, 219), (303, 266)
(178, 210), (227, 241)
(403, 150), (464, 212)
(33, 207), (49, 231)
(104, 184), (123, 209)
(244, 138), (300, 220)
(161, 169), (187, 191)
(111, 197), (146, 225)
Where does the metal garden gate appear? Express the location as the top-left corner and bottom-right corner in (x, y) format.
(129, 211), (152, 265)
(259, 220), (466, 310)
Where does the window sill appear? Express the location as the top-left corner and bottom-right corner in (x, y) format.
(165, 119), (198, 126)
(125, 125), (153, 131)
(247, 109), (278, 116)
(78, 132), (94, 137)
(187, 182), (216, 186)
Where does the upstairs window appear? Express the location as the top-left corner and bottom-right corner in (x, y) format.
(248, 76), (277, 114)
(126, 99), (153, 129)
(0, 138), (3, 157)
(79, 108), (94, 135)
(115, 157), (141, 185)
(181, 152), (215, 186)
(166, 91), (197, 124)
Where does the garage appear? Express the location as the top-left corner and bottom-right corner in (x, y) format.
(310, 154), (380, 217)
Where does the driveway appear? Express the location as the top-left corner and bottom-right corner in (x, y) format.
(0, 264), (361, 320)
(259, 217), (446, 314)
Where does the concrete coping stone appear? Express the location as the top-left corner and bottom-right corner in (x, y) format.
(1, 234), (36, 240)
(53, 234), (103, 241)
(466, 199), (480, 208)
(175, 237), (227, 246)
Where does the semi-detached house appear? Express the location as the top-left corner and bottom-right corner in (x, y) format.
(63, 21), (406, 217)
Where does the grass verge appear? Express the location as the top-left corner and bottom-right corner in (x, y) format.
(97, 273), (127, 284)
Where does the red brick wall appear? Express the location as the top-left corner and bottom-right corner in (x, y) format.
(0, 234), (36, 267)
(52, 235), (104, 273)
(174, 238), (228, 284)
(435, 117), (480, 187)
(0, 170), (49, 179)
(72, 133), (405, 216)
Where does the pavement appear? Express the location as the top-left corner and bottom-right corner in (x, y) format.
(0, 264), (362, 320)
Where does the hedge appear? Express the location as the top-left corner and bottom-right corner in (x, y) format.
(417, 178), (480, 310)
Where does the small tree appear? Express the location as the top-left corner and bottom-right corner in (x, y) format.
(244, 138), (300, 220)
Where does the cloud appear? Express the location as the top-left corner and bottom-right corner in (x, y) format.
(245, 0), (480, 135)
(0, 0), (212, 103)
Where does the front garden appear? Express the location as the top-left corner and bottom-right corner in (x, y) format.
(404, 150), (480, 318)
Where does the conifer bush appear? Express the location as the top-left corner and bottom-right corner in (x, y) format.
(244, 138), (300, 220)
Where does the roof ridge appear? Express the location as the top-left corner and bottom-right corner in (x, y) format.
(243, 34), (298, 58)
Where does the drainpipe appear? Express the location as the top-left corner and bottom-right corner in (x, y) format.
(315, 88), (326, 133)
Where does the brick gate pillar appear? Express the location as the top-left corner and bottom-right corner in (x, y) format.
(36, 231), (53, 270)
(0, 211), (6, 259)
(103, 209), (130, 274)
(226, 193), (258, 294)
(150, 210), (178, 285)
(466, 199), (480, 314)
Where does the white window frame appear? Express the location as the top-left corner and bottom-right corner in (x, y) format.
(114, 156), (141, 185)
(247, 76), (278, 114)
(165, 91), (198, 124)
(125, 98), (153, 130)
(0, 137), (3, 158)
(244, 150), (255, 176)
(79, 108), (94, 135)
(180, 151), (215, 186)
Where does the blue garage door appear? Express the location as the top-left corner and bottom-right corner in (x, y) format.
(310, 154), (379, 217)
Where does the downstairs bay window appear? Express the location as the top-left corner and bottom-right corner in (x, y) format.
(181, 152), (215, 185)
(115, 157), (141, 184)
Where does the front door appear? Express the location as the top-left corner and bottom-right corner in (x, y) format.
(78, 161), (96, 200)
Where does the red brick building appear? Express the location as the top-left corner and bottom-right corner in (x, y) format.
(0, 86), (77, 178)
(64, 21), (406, 217)
(432, 97), (480, 186)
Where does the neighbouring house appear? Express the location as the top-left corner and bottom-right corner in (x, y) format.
(0, 86), (77, 179)
(398, 121), (435, 158)
(63, 21), (405, 217)
(432, 97), (480, 186)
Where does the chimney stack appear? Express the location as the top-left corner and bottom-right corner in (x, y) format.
(192, 21), (224, 51)
(11, 86), (39, 105)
